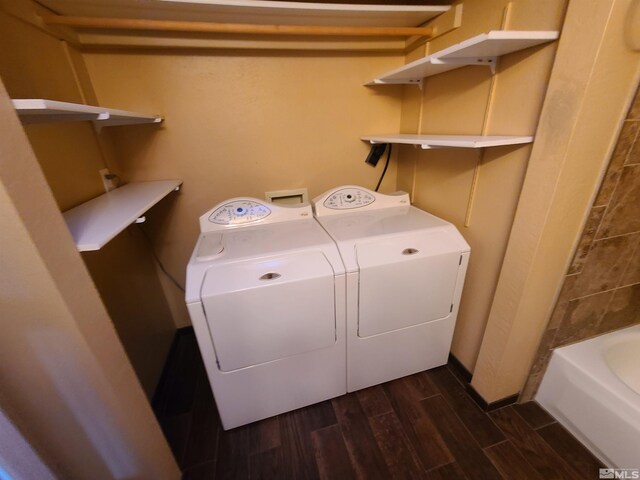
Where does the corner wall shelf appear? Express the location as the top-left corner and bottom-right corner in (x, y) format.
(366, 30), (559, 86)
(63, 180), (182, 252)
(12, 99), (163, 126)
(362, 134), (534, 149)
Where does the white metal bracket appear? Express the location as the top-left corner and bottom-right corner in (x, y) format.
(373, 78), (423, 89)
(135, 216), (146, 224)
(92, 112), (111, 133)
(431, 56), (498, 74)
(420, 145), (448, 150)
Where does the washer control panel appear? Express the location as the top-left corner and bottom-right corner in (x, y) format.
(323, 188), (375, 210)
(208, 200), (271, 226)
(199, 197), (312, 233)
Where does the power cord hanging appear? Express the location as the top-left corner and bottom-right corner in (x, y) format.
(375, 143), (392, 192)
(136, 224), (185, 292)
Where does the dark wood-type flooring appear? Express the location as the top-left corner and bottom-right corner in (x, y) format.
(153, 329), (605, 479)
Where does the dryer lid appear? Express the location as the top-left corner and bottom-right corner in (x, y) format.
(314, 204), (470, 273)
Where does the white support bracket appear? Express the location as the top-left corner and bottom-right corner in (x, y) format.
(372, 78), (423, 89)
(431, 56), (498, 74)
(135, 216), (146, 224)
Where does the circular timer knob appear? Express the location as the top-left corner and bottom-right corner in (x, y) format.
(344, 194), (355, 203)
(235, 207), (247, 216)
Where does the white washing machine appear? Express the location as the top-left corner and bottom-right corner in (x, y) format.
(312, 186), (470, 392)
(185, 198), (346, 430)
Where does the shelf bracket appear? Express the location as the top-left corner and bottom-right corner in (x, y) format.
(174, 185), (181, 192)
(92, 112), (111, 133)
(420, 144), (448, 150)
(372, 78), (423, 89)
(431, 56), (498, 74)
(135, 216), (146, 224)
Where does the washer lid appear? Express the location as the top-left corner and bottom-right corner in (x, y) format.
(186, 215), (345, 305)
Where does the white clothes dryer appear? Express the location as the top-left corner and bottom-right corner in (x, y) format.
(312, 186), (470, 392)
(186, 198), (346, 430)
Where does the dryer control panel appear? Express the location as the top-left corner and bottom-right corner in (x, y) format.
(323, 187), (375, 210)
(199, 197), (312, 232)
(313, 185), (409, 217)
(208, 200), (271, 226)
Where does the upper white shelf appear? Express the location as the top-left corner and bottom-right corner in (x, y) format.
(367, 30), (559, 85)
(362, 134), (534, 149)
(12, 99), (163, 126)
(37, 0), (449, 27)
(63, 180), (181, 252)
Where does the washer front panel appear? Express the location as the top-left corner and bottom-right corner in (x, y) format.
(323, 188), (375, 210)
(208, 200), (271, 226)
(201, 251), (336, 372)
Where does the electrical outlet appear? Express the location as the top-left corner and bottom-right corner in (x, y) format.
(99, 168), (116, 192)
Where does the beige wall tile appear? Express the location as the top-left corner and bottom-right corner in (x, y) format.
(547, 275), (578, 329)
(528, 328), (558, 376)
(598, 283), (640, 332)
(621, 236), (640, 286)
(594, 121), (639, 206)
(626, 124), (640, 165)
(554, 289), (614, 347)
(520, 372), (543, 403)
(568, 233), (638, 297)
(597, 165), (640, 238)
(567, 206), (606, 274)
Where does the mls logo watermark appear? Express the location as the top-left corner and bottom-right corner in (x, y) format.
(600, 469), (640, 479)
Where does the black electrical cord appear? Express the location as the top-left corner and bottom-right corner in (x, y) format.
(136, 224), (185, 293)
(375, 143), (392, 192)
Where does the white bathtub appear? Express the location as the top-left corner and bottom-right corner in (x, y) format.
(537, 324), (640, 468)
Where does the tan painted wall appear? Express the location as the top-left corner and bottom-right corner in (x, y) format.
(82, 50), (404, 326)
(0, 78), (179, 479)
(0, 3), (175, 396)
(472, 0), (640, 402)
(396, 0), (566, 371)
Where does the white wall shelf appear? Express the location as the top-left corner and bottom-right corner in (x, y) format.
(63, 180), (182, 252)
(12, 99), (163, 126)
(37, 0), (449, 27)
(362, 134), (534, 149)
(367, 30), (559, 85)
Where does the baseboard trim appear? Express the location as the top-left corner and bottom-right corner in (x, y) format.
(447, 353), (472, 384)
(447, 354), (519, 411)
(466, 384), (519, 412)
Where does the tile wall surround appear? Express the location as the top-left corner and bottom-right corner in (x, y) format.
(521, 85), (640, 401)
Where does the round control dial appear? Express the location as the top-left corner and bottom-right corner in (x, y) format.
(323, 188), (375, 210)
(209, 200), (271, 226)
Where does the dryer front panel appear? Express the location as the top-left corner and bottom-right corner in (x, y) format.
(356, 231), (461, 338)
(201, 252), (336, 371)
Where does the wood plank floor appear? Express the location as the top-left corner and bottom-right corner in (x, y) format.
(153, 330), (604, 479)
